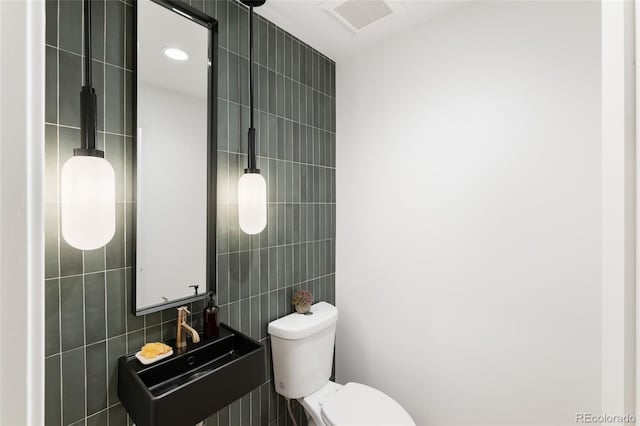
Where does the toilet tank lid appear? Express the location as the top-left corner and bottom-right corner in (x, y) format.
(268, 302), (338, 340)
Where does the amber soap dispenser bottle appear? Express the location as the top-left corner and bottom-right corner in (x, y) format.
(203, 291), (219, 338)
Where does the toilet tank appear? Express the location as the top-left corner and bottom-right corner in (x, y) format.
(268, 302), (338, 399)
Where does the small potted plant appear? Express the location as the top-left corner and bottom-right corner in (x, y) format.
(292, 289), (313, 314)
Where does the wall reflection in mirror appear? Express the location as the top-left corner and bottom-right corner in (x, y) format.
(134, 0), (217, 314)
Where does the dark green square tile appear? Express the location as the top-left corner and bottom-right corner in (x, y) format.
(86, 341), (107, 415)
(145, 311), (161, 327)
(125, 137), (133, 200)
(62, 347), (85, 425)
(240, 298), (250, 336)
(228, 52), (240, 104)
(108, 404), (127, 425)
(59, 0), (82, 54)
(267, 22), (276, 70)
(85, 272), (106, 344)
(45, 203), (59, 279)
(228, 252), (240, 303)
(125, 203), (133, 267)
(60, 275), (84, 351)
(92, 60), (105, 131)
(125, 3), (134, 69)
(227, 1), (239, 54)
(240, 57), (249, 106)
(105, 134), (124, 201)
(218, 48), (228, 100)
(45, 0), (58, 47)
(240, 251), (249, 299)
(250, 249), (260, 297)
(106, 0), (125, 67)
(107, 335), (126, 405)
(292, 40), (300, 82)
(276, 75), (284, 117)
(45, 279), (60, 356)
(284, 35), (292, 78)
(87, 411), (107, 426)
(229, 100), (240, 153)
(106, 269), (126, 337)
(59, 230), (83, 277)
(305, 48), (313, 88)
(106, 202), (125, 269)
(258, 66), (269, 114)
(145, 325), (161, 343)
(258, 111), (269, 158)
(126, 269), (144, 331)
(204, 0), (215, 18)
(284, 78), (292, 120)
(258, 18), (268, 67)
(239, 5), (248, 58)
(276, 29), (284, 74)
(217, 253), (229, 305)
(105, 64), (124, 134)
(83, 246), (105, 274)
(218, 99), (229, 150)
(299, 47), (307, 86)
(91, 0), (105, 60)
(45, 355), (61, 426)
(58, 50), (81, 128)
(44, 125), (58, 201)
(217, 0), (228, 48)
(45, 47), (57, 124)
(125, 71), (133, 135)
(127, 329), (144, 352)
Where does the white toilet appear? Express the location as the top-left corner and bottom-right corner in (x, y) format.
(268, 302), (415, 426)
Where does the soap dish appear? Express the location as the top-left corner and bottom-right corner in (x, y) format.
(135, 349), (173, 365)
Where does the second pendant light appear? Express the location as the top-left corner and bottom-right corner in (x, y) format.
(238, 0), (267, 235)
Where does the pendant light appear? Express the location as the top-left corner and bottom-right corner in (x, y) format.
(238, 0), (267, 235)
(61, 0), (116, 250)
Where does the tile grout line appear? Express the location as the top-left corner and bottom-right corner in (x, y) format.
(46, 43), (134, 74)
(102, 0), (110, 422)
(81, 5), (89, 422)
(226, 0), (233, 339)
(55, 0), (63, 422)
(122, 1), (130, 362)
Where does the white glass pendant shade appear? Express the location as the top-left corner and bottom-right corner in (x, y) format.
(238, 172), (267, 235)
(61, 156), (116, 250)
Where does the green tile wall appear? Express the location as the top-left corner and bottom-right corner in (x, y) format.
(44, 0), (336, 425)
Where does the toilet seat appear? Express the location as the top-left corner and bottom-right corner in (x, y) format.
(320, 382), (415, 426)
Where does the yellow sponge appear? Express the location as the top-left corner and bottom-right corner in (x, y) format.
(140, 342), (172, 359)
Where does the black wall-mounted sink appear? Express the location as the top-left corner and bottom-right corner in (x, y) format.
(118, 323), (265, 426)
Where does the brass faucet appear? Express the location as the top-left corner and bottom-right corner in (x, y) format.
(176, 306), (201, 348)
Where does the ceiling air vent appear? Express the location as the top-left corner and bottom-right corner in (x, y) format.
(331, 0), (394, 32)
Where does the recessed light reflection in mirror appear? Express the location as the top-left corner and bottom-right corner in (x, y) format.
(163, 47), (189, 61)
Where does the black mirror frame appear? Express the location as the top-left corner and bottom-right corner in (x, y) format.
(132, 0), (218, 316)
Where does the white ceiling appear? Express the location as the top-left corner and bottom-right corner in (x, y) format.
(138, 0), (209, 98)
(255, 0), (470, 63)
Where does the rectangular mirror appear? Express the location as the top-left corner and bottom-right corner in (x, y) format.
(133, 0), (217, 315)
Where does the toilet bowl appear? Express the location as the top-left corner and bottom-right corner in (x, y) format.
(300, 381), (414, 426)
(268, 302), (415, 426)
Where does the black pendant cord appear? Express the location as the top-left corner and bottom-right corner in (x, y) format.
(246, 6), (258, 173)
(78, 0), (102, 157)
(83, 0), (92, 87)
(249, 6), (255, 130)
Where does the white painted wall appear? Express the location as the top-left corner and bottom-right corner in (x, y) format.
(0, 0), (45, 423)
(602, 0), (636, 420)
(336, 2), (602, 425)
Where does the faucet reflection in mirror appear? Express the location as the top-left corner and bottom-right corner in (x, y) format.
(238, 0), (268, 235)
(61, 0), (115, 250)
